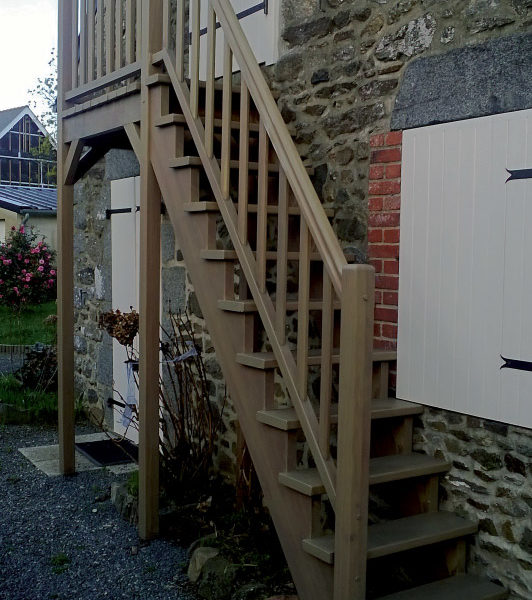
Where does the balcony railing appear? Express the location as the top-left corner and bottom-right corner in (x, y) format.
(0, 155), (56, 188)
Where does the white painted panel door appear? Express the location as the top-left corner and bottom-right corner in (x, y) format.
(199, 0), (278, 78)
(397, 108), (532, 428)
(111, 177), (140, 442)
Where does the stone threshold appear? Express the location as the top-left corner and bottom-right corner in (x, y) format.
(19, 432), (138, 477)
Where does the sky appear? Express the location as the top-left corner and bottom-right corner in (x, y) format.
(0, 0), (58, 114)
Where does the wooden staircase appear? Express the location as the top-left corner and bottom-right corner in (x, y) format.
(144, 20), (506, 596)
(56, 1), (508, 599)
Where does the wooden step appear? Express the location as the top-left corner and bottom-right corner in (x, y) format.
(184, 201), (335, 217)
(200, 249), (351, 262)
(257, 398), (421, 431)
(280, 453), (450, 496)
(154, 113), (261, 132)
(237, 349), (397, 370)
(218, 298), (341, 313)
(302, 512), (477, 564)
(378, 574), (507, 600)
(170, 155), (314, 175)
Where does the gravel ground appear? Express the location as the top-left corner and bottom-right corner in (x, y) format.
(0, 423), (198, 600)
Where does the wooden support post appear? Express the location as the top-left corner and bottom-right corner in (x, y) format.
(58, 0), (75, 476)
(138, 0), (163, 541)
(334, 265), (375, 600)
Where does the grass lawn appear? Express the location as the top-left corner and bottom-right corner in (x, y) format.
(0, 301), (57, 345)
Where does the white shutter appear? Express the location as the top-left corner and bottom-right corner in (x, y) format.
(397, 108), (532, 428)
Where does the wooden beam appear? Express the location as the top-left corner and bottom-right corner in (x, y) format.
(138, 0), (163, 541)
(64, 139), (85, 185)
(334, 265), (375, 600)
(75, 144), (110, 181)
(58, 0), (75, 476)
(124, 122), (142, 160)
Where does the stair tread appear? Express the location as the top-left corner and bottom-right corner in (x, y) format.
(280, 454), (450, 496)
(170, 155), (314, 174)
(184, 201), (334, 217)
(155, 113), (261, 132)
(257, 398), (421, 431)
(201, 249), (353, 262)
(302, 511), (477, 564)
(218, 298), (341, 313)
(238, 349), (397, 369)
(377, 574), (507, 600)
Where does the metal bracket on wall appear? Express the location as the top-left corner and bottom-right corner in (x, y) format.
(106, 205), (166, 219)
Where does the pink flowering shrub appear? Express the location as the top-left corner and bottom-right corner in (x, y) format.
(0, 225), (57, 310)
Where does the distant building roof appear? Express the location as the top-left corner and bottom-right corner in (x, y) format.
(0, 106), (51, 141)
(0, 185), (57, 214)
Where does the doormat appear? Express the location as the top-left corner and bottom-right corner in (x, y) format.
(75, 438), (138, 467)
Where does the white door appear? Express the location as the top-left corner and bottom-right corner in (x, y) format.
(0, 219), (5, 242)
(397, 108), (532, 428)
(111, 177), (140, 441)
(199, 0), (279, 78)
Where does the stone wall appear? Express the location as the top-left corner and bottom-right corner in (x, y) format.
(270, 0), (532, 257)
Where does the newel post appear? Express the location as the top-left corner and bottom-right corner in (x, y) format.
(57, 0), (75, 475)
(334, 264), (375, 600)
(138, 0), (164, 540)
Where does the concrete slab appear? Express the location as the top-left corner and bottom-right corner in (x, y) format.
(18, 433), (138, 477)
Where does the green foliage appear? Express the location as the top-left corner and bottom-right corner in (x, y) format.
(127, 470), (139, 497)
(28, 50), (57, 141)
(29, 136), (57, 187)
(0, 301), (57, 345)
(0, 375), (58, 423)
(50, 552), (70, 574)
(0, 226), (57, 311)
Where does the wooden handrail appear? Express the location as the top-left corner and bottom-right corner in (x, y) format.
(210, 0), (348, 297)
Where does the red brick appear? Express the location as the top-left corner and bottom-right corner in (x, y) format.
(382, 323), (398, 338)
(368, 228), (382, 243)
(374, 290), (383, 304)
(369, 197), (383, 211)
(383, 229), (400, 243)
(383, 195), (401, 211)
(374, 323), (381, 337)
(383, 291), (398, 306)
(383, 259), (399, 274)
(374, 338), (397, 351)
(369, 165), (385, 180)
(385, 131), (403, 146)
(369, 244), (399, 259)
(369, 180), (401, 196)
(369, 258), (383, 273)
(375, 307), (398, 323)
(371, 148), (402, 164)
(385, 164), (402, 179)
(368, 213), (400, 228)
(370, 134), (385, 148)
(376, 275), (399, 290)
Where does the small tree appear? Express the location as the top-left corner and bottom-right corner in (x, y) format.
(0, 225), (57, 311)
(28, 49), (58, 142)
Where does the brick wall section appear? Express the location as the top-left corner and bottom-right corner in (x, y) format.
(368, 131), (402, 356)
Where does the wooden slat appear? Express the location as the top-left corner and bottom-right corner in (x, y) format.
(87, 0), (95, 81)
(115, 0), (124, 70)
(334, 265), (374, 600)
(319, 269), (334, 458)
(162, 0), (170, 50)
(125, 0), (135, 63)
(220, 41), (233, 198)
(97, 0), (104, 78)
(189, 0), (200, 119)
(275, 168), (289, 342)
(71, 0), (79, 87)
(297, 218), (310, 399)
(135, 0), (142, 61)
(105, 0), (115, 75)
(79, 0), (88, 84)
(204, 6), (216, 157)
(58, 0), (75, 476)
(175, 0), (185, 80)
(138, 0), (163, 542)
(64, 61), (141, 102)
(238, 80), (250, 243)
(256, 118), (268, 293)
